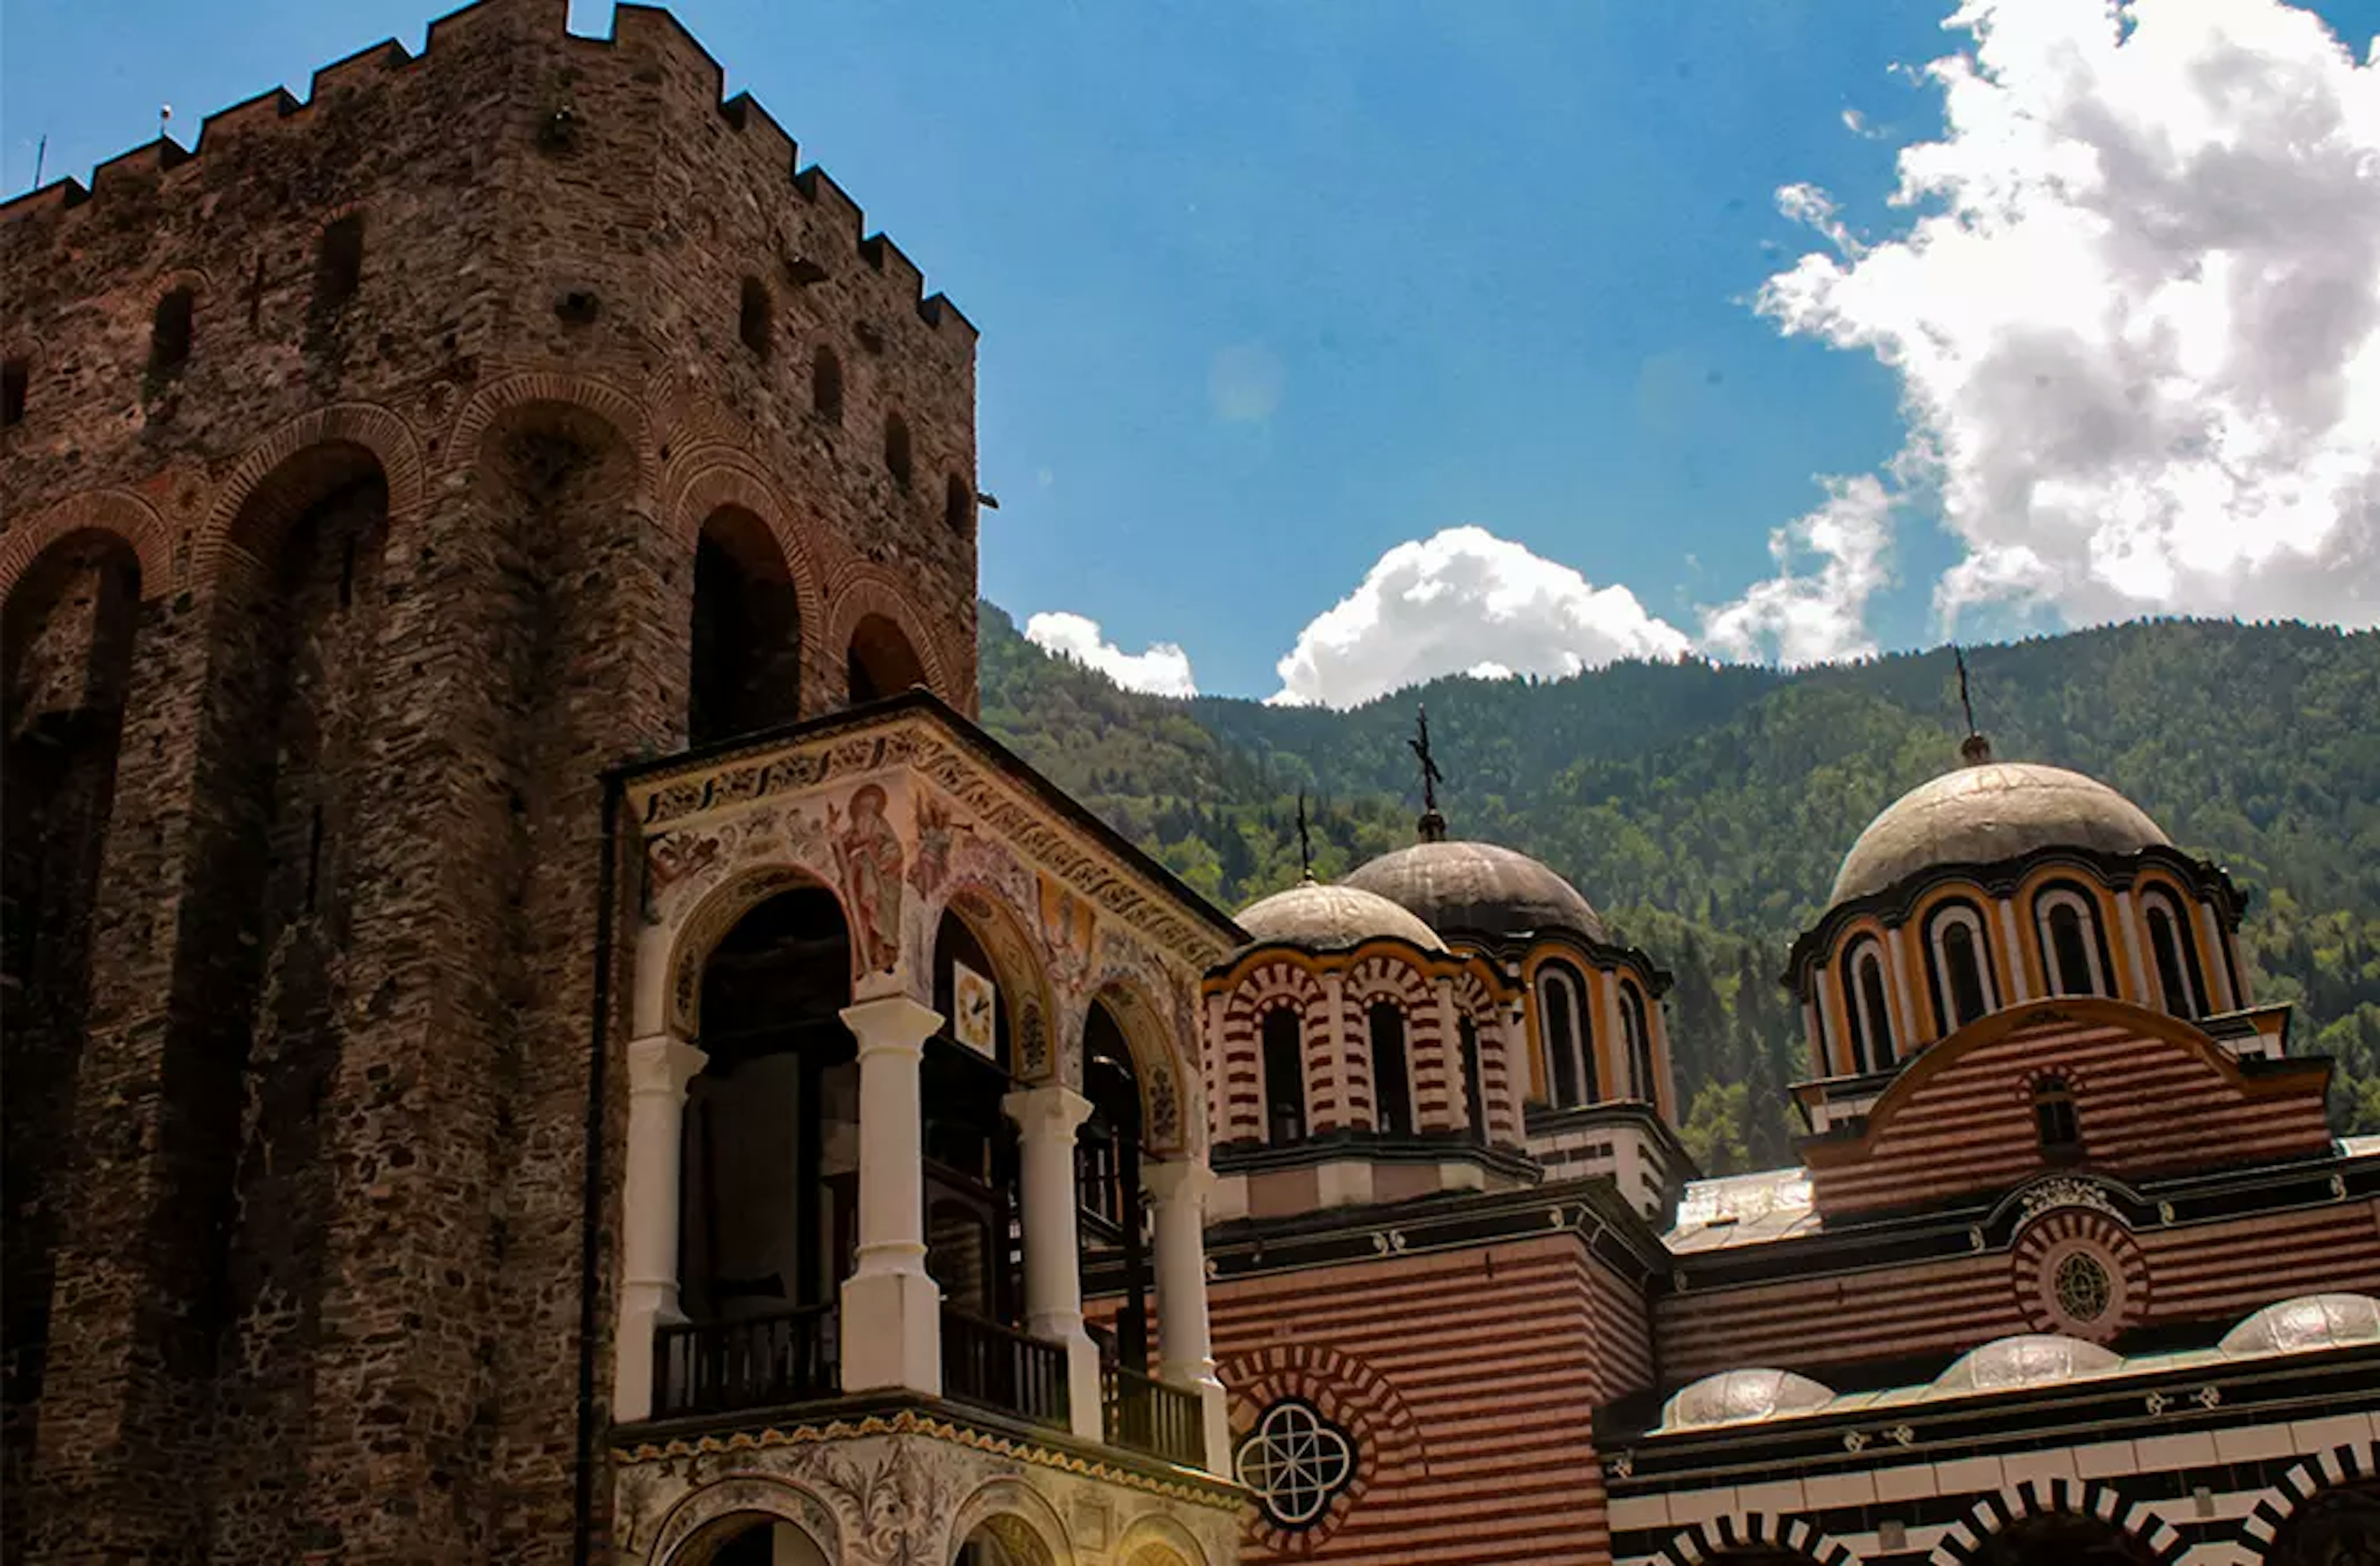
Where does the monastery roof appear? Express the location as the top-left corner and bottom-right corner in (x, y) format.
(1830, 759), (2170, 906)
(1665, 1166), (1818, 1252)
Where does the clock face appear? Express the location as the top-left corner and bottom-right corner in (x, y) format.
(953, 964), (997, 1056)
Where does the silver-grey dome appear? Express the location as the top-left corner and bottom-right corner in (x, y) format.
(1235, 880), (1446, 954)
(1344, 839), (1605, 943)
(1831, 762), (2170, 906)
(1659, 1368), (1835, 1431)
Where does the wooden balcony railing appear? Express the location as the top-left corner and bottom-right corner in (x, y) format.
(653, 1304), (837, 1418)
(1103, 1363), (1204, 1467)
(940, 1307), (1069, 1428)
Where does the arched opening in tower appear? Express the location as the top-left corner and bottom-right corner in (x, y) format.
(845, 613), (925, 706)
(688, 506), (803, 746)
(1, 529), (141, 1505)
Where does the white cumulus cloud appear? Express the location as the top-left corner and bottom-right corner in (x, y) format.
(1269, 526), (1693, 709)
(1023, 611), (1199, 698)
(1760, 0), (2380, 632)
(1700, 474), (1898, 664)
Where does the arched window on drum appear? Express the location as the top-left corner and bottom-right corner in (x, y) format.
(2035, 886), (2109, 998)
(1261, 1006), (1306, 1145)
(1619, 981), (1657, 1105)
(1367, 1001), (1414, 1136)
(1840, 937), (1896, 1074)
(1926, 902), (1998, 1033)
(1536, 961), (1595, 1107)
(2141, 887), (2207, 1019)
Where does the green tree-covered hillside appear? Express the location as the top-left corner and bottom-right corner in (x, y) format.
(976, 605), (2380, 1172)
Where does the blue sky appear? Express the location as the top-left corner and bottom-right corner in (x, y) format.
(8, 0), (2378, 702)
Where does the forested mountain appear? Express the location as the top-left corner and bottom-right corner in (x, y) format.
(976, 604), (2380, 1173)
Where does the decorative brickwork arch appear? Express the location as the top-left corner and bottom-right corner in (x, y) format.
(1219, 962), (1329, 1144)
(443, 368), (657, 482)
(1451, 967), (1522, 1141)
(827, 567), (949, 702)
(2010, 1206), (2146, 1343)
(193, 402), (424, 581)
(0, 490), (174, 604)
(1217, 1342), (1429, 1555)
(946, 1479), (1075, 1566)
(1649, 1513), (1854, 1566)
(2244, 1438), (2380, 1557)
(666, 453), (831, 681)
(1931, 1479), (2182, 1566)
(1344, 953), (1440, 1132)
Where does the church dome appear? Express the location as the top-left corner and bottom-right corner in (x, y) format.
(1235, 879), (1447, 954)
(1829, 759), (2170, 907)
(1660, 1368), (1835, 1430)
(1345, 839), (1606, 944)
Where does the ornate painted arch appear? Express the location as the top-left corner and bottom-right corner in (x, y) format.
(945, 1477), (1077, 1566)
(1649, 1511), (1855, 1566)
(1111, 1511), (1209, 1566)
(640, 1471), (842, 1565)
(2244, 1438), (2379, 1555)
(0, 488), (174, 604)
(660, 862), (852, 1042)
(1929, 1477), (2182, 1566)
(925, 874), (1062, 1084)
(1086, 970), (1194, 1156)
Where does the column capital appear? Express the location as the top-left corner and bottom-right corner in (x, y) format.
(840, 995), (943, 1058)
(1143, 1158), (1216, 1211)
(1001, 1082), (1095, 1136)
(627, 1033), (707, 1099)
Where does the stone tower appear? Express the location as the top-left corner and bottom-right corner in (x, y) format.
(1, 1), (982, 1558)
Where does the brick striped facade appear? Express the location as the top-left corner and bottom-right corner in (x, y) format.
(1804, 1003), (2333, 1217)
(1210, 1234), (1651, 1564)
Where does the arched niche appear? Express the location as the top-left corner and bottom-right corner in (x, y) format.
(689, 503), (805, 745)
(668, 1512), (829, 1566)
(1086, 977), (1189, 1157)
(1972, 1511), (2166, 1566)
(643, 1475), (842, 1566)
(928, 883), (1057, 1082)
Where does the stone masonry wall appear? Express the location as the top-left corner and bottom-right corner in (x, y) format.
(0, 1), (979, 1559)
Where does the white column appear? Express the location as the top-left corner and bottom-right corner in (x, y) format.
(614, 1032), (707, 1422)
(1885, 927), (1919, 1052)
(1998, 900), (2034, 1001)
(1145, 1159), (1231, 1477)
(1002, 1084), (1101, 1440)
(838, 995), (944, 1396)
(2196, 900), (2239, 1010)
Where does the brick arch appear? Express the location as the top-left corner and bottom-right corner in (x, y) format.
(1113, 1513), (1209, 1566)
(192, 402), (426, 584)
(1451, 967), (1523, 1142)
(1217, 1342), (1430, 1554)
(443, 368), (656, 483)
(826, 567), (950, 700)
(1930, 1479), (2183, 1566)
(666, 452), (830, 611)
(1220, 960), (1329, 1143)
(1345, 953), (1440, 1131)
(0, 489), (174, 604)
(2243, 1438), (2380, 1558)
(1651, 1512), (1855, 1566)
